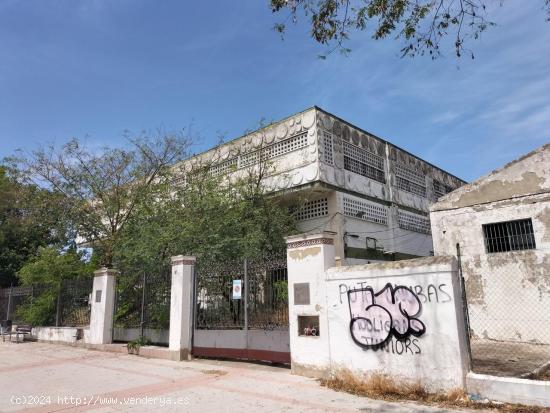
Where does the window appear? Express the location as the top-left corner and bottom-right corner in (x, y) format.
(395, 164), (426, 197)
(291, 198), (329, 221)
(210, 157), (238, 176)
(343, 196), (388, 225)
(322, 131), (334, 165)
(433, 179), (453, 199)
(343, 141), (385, 183)
(397, 210), (431, 234)
(240, 132), (309, 168)
(482, 219), (536, 253)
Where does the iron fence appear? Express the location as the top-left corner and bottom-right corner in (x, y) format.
(113, 266), (171, 345)
(195, 251), (288, 330)
(0, 278), (93, 327)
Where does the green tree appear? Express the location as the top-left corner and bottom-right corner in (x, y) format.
(16, 247), (94, 325)
(0, 167), (67, 287)
(110, 149), (297, 330)
(271, 0), (550, 58)
(113, 151), (297, 274)
(11, 131), (192, 268)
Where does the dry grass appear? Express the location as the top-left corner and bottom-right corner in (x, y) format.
(320, 369), (545, 413)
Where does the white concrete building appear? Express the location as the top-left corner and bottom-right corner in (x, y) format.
(430, 143), (550, 344)
(179, 107), (465, 265)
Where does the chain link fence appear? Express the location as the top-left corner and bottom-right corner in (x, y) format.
(458, 247), (550, 380)
(0, 278), (93, 327)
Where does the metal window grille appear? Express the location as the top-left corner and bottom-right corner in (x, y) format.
(433, 179), (453, 199)
(482, 219), (536, 253)
(397, 210), (431, 234)
(343, 141), (385, 183)
(291, 198), (329, 221)
(395, 164), (426, 197)
(322, 131), (334, 165)
(343, 196), (388, 225)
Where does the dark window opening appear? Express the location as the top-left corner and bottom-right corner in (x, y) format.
(482, 219), (536, 253)
(344, 156), (386, 184)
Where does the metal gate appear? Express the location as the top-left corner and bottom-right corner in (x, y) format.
(113, 268), (171, 346)
(192, 252), (290, 363)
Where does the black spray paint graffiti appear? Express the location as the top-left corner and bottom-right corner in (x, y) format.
(348, 283), (426, 350)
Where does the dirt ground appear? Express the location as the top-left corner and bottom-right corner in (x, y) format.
(470, 339), (550, 378)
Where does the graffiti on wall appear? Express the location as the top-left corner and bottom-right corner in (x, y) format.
(348, 283), (426, 349)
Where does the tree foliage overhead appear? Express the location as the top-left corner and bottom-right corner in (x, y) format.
(0, 167), (66, 287)
(271, 0), (550, 58)
(113, 147), (297, 277)
(10, 130), (192, 268)
(16, 247), (94, 326)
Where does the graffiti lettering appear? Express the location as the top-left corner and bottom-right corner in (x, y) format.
(348, 283), (426, 349)
(371, 337), (421, 355)
(339, 282), (451, 305)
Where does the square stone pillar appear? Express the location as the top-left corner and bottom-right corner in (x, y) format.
(285, 232), (336, 378)
(89, 268), (117, 345)
(169, 255), (196, 361)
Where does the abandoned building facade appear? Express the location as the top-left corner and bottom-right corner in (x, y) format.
(430, 143), (550, 344)
(177, 106), (466, 265)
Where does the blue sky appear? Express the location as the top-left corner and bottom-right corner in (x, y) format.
(0, 0), (548, 182)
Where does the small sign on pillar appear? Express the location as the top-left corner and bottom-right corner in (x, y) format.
(232, 279), (242, 300)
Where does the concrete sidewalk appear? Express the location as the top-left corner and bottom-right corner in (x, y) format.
(0, 342), (478, 413)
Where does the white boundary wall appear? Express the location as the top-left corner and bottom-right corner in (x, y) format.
(286, 232), (470, 392)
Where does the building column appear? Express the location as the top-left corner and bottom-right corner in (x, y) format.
(89, 268), (117, 345)
(169, 255), (196, 361)
(285, 231), (336, 378)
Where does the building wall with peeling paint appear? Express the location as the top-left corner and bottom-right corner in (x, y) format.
(430, 143), (550, 344)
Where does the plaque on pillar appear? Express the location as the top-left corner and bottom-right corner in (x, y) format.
(293, 282), (310, 305)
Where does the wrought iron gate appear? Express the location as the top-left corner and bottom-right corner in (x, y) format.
(113, 268), (171, 346)
(192, 252), (290, 363)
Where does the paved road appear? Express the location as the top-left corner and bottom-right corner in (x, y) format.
(0, 342), (477, 413)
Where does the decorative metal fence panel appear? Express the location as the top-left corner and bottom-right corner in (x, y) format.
(113, 267), (171, 345)
(59, 279), (94, 327)
(0, 279), (92, 327)
(195, 251), (288, 330)
(195, 258), (245, 329)
(247, 254), (288, 330)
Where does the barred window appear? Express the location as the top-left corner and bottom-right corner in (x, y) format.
(291, 198), (329, 221)
(343, 196), (388, 225)
(343, 141), (385, 183)
(322, 131), (334, 165)
(210, 157), (238, 176)
(482, 219), (536, 253)
(395, 164), (426, 197)
(433, 179), (453, 199)
(397, 210), (431, 234)
(240, 132), (309, 168)
(263, 132), (309, 159)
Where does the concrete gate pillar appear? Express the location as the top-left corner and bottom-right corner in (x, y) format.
(285, 232), (336, 377)
(89, 268), (117, 345)
(169, 255), (196, 361)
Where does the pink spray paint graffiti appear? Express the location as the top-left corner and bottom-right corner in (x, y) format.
(348, 283), (426, 349)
